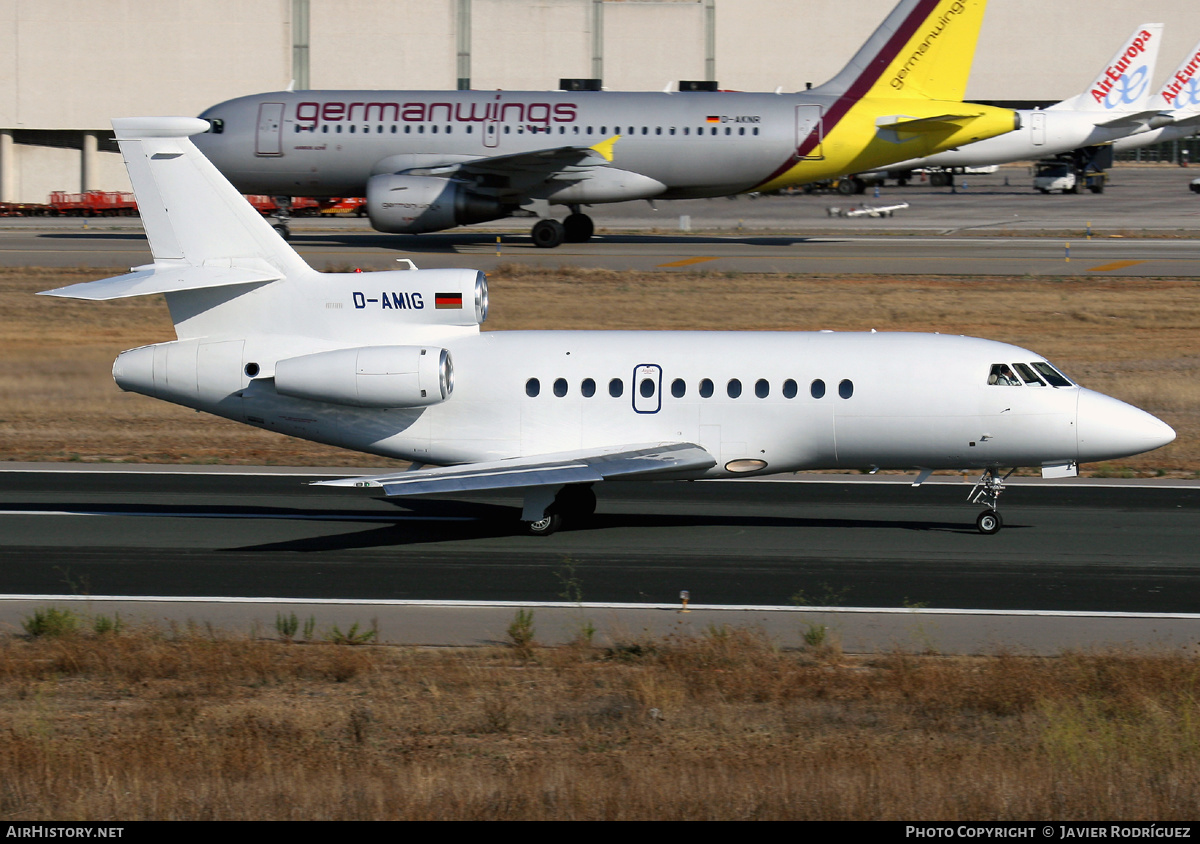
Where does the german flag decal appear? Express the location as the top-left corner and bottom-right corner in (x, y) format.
(706, 115), (720, 124)
(435, 292), (463, 309)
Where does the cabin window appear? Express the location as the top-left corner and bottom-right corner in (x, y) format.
(609, 378), (623, 398)
(755, 379), (769, 398)
(656, 127), (662, 135)
(526, 378), (540, 397)
(405, 125), (411, 134)
(811, 379), (826, 399)
(336, 125), (342, 133)
(727, 379), (742, 398)
(988, 364), (1020, 386)
(1031, 362), (1072, 387)
(753, 127), (759, 135)
(349, 125), (356, 133)
(390, 125), (397, 133)
(739, 127), (745, 136)
(419, 125), (425, 134)
(580, 378), (595, 397)
(670, 127), (676, 135)
(783, 379), (798, 399)
(839, 379), (854, 399)
(466, 125), (473, 134)
(554, 378), (568, 397)
(699, 378), (714, 398)
(683, 127), (689, 135)
(671, 378), (685, 398)
(725, 127), (731, 135)
(640, 378), (655, 399)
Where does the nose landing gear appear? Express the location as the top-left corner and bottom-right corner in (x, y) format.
(969, 468), (1013, 535)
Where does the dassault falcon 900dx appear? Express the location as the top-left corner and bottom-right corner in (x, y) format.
(41, 117), (1175, 536)
(192, 0), (1019, 247)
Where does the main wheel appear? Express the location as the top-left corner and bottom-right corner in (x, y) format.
(976, 509), (1003, 535)
(531, 218), (566, 248)
(272, 223), (291, 240)
(563, 213), (594, 243)
(524, 513), (563, 536)
(836, 179), (857, 196)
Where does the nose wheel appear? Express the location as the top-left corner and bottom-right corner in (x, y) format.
(975, 509), (1003, 535)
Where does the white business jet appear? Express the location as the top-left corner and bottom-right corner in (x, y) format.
(41, 118), (1175, 536)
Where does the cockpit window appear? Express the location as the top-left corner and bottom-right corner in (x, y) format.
(988, 364), (1020, 386)
(1031, 361), (1072, 387)
(1013, 363), (1045, 386)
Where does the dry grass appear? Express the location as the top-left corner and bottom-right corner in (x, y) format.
(2, 265), (1197, 472)
(2, 620), (1199, 820)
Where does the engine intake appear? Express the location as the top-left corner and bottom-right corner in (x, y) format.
(367, 174), (510, 234)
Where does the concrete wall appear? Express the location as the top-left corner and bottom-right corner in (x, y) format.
(2, 0), (1198, 200)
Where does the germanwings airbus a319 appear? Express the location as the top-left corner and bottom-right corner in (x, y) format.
(42, 118), (1175, 536)
(192, 0), (1019, 247)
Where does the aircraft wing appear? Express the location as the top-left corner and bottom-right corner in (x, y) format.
(405, 137), (622, 193)
(314, 442), (716, 497)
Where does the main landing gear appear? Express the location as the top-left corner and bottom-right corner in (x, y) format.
(968, 467), (1013, 535)
(522, 484), (597, 536)
(530, 206), (594, 248)
(270, 195), (292, 240)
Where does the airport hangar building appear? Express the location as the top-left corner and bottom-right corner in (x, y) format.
(1, 0), (1196, 204)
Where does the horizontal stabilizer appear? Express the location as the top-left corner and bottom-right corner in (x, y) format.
(38, 260), (280, 301)
(876, 114), (979, 133)
(316, 442), (716, 496)
(1093, 110), (1173, 129)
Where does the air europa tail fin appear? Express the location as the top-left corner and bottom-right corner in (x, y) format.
(1049, 24), (1164, 114)
(39, 117), (308, 302)
(812, 0), (990, 102)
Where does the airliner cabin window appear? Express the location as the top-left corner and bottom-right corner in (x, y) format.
(699, 378), (714, 398)
(581, 378), (596, 397)
(839, 379), (854, 399)
(609, 378), (623, 398)
(526, 378), (540, 397)
(671, 379), (686, 398)
(783, 379), (798, 399)
(755, 379), (769, 398)
(554, 378), (568, 397)
(727, 379), (742, 398)
(811, 379), (826, 399)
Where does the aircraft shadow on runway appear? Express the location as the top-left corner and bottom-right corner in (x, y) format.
(224, 508), (1006, 554)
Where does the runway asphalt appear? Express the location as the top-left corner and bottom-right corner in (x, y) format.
(2, 165), (1197, 276)
(1, 466), (1198, 653)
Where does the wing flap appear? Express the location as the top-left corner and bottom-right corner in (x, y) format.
(316, 442), (716, 496)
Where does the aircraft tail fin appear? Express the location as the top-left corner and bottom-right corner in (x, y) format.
(1155, 37), (1200, 112)
(1049, 24), (1164, 113)
(812, 0), (990, 102)
(40, 116), (310, 304)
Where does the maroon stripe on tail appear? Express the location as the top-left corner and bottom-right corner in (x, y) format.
(754, 0), (944, 188)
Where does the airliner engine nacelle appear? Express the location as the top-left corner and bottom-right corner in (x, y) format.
(274, 345), (453, 408)
(367, 174), (510, 234)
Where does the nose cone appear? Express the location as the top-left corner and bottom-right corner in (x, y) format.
(1076, 388), (1175, 463)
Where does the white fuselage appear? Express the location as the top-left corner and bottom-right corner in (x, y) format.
(107, 270), (1171, 478)
(885, 108), (1150, 172)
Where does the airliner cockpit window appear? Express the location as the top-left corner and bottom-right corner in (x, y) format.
(1031, 362), (1073, 387)
(988, 364), (1020, 386)
(1013, 363), (1046, 386)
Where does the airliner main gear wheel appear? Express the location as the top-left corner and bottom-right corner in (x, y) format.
(531, 218), (566, 248)
(968, 468), (1013, 535)
(563, 213), (594, 243)
(524, 513), (563, 536)
(976, 510), (1003, 535)
(271, 196), (293, 241)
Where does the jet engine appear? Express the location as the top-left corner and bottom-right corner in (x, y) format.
(367, 174), (511, 234)
(274, 345), (453, 408)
